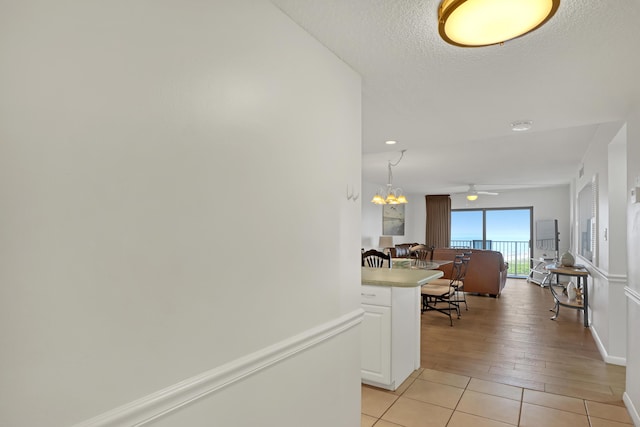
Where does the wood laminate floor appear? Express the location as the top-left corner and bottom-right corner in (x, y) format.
(361, 278), (632, 427)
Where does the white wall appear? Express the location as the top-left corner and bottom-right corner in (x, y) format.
(362, 122), (632, 366)
(361, 181), (425, 249)
(362, 181), (384, 249)
(362, 184), (571, 257)
(624, 105), (640, 425)
(577, 121), (626, 272)
(571, 122), (628, 365)
(606, 130), (628, 361)
(451, 187), (571, 258)
(609, 134), (629, 275)
(0, 2), (362, 426)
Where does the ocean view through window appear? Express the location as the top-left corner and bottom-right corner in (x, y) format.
(451, 208), (532, 277)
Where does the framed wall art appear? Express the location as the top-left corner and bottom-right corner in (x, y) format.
(382, 204), (405, 236)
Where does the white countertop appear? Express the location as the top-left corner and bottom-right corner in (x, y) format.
(361, 267), (444, 287)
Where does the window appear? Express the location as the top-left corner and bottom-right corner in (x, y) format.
(451, 207), (532, 277)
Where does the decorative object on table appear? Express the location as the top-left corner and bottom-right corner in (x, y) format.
(566, 281), (577, 301)
(575, 287), (583, 304)
(392, 258), (412, 269)
(560, 251), (575, 267)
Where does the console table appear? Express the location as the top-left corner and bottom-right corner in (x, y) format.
(546, 264), (590, 327)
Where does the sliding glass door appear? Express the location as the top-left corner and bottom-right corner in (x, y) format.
(450, 210), (483, 248)
(451, 207), (532, 277)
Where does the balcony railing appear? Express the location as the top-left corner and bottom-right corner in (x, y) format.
(450, 240), (531, 277)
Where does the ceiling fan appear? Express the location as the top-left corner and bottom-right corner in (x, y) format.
(463, 184), (498, 201)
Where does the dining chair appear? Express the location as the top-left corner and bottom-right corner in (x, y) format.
(410, 244), (435, 268)
(362, 249), (391, 268)
(450, 253), (471, 311)
(421, 257), (464, 326)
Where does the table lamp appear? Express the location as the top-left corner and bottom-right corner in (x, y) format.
(379, 236), (393, 253)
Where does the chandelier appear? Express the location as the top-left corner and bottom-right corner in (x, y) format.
(371, 150), (408, 205)
(438, 0), (560, 48)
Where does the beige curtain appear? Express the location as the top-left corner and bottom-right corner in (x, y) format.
(425, 195), (451, 248)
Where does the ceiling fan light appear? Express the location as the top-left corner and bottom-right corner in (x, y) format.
(466, 193), (479, 201)
(438, 0), (560, 47)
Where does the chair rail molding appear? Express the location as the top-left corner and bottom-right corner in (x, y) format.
(608, 273), (628, 289)
(71, 309), (364, 427)
(625, 286), (640, 305)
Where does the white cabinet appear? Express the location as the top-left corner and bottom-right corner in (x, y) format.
(360, 284), (420, 390)
(361, 303), (391, 385)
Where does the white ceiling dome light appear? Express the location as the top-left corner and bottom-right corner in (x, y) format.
(438, 0), (561, 48)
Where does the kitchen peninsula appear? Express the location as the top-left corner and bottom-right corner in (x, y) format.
(361, 267), (444, 390)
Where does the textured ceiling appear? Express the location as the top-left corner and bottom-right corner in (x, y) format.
(271, 0), (640, 195)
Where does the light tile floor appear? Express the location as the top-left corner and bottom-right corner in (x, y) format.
(361, 368), (634, 427)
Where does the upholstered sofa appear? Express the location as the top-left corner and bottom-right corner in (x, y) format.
(432, 248), (508, 297)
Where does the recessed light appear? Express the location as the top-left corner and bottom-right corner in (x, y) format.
(511, 120), (533, 132)
(385, 140), (397, 145)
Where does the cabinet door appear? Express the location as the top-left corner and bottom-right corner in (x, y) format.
(361, 303), (391, 386)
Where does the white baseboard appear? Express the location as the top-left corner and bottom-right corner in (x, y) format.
(72, 309), (364, 427)
(623, 392), (640, 427)
(590, 324), (626, 366)
(584, 272), (628, 366)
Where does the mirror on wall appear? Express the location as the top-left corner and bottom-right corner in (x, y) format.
(577, 176), (597, 264)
